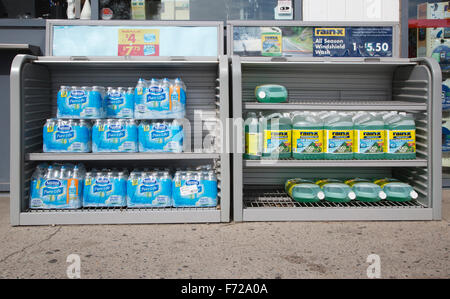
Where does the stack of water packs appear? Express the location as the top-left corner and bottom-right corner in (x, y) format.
(29, 164), (217, 209)
(45, 78), (186, 153)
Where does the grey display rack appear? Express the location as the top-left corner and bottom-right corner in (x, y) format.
(232, 55), (442, 222)
(10, 55), (230, 226)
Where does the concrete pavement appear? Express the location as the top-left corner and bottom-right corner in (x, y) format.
(0, 193), (449, 279)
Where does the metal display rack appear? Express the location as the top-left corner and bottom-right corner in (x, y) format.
(232, 55), (442, 222)
(10, 54), (230, 226)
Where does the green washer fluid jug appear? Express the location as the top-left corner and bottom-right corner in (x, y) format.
(316, 179), (356, 203)
(255, 85), (288, 103)
(285, 178), (325, 203)
(345, 178), (386, 202)
(374, 178), (418, 202)
(384, 113), (416, 160)
(323, 113), (354, 160)
(292, 113), (324, 160)
(353, 113), (386, 160)
(262, 113), (292, 159)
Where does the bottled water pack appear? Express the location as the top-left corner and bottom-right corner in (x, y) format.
(83, 170), (128, 207)
(138, 120), (183, 152)
(104, 87), (135, 118)
(29, 163), (85, 209)
(43, 119), (92, 153)
(172, 169), (218, 207)
(57, 86), (106, 119)
(134, 78), (186, 119)
(92, 119), (138, 152)
(127, 170), (172, 207)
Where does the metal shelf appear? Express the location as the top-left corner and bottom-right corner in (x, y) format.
(10, 53), (231, 225)
(27, 152), (220, 161)
(241, 189), (432, 221)
(232, 55), (442, 222)
(244, 158), (428, 168)
(243, 100), (427, 111)
(20, 207), (221, 225)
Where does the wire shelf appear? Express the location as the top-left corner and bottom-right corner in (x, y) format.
(243, 188), (426, 209)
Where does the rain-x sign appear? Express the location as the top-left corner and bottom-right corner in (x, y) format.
(313, 27), (393, 57)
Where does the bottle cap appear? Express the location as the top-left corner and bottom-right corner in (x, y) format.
(348, 192), (356, 200)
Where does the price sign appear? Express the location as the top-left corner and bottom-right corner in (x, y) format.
(313, 27), (393, 57)
(118, 29), (160, 56)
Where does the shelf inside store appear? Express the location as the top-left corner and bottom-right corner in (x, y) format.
(244, 158), (428, 168)
(26, 152), (220, 161)
(243, 100), (427, 111)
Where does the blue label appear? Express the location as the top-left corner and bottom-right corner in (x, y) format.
(313, 27), (393, 57)
(140, 184), (159, 193)
(42, 187), (64, 196)
(106, 130), (126, 139)
(68, 97), (87, 105)
(107, 96), (124, 106)
(147, 87), (165, 102)
(186, 179), (199, 186)
(93, 184), (112, 193)
(151, 130), (170, 139)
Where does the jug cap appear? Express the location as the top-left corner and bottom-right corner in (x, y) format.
(348, 191), (356, 200)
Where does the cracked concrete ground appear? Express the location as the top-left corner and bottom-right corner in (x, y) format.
(0, 192), (449, 279)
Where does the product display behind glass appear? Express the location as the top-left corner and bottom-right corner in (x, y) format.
(99, 0), (290, 20)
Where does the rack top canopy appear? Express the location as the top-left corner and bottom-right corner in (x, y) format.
(46, 20), (224, 57)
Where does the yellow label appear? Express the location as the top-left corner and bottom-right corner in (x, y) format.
(324, 130), (353, 154)
(374, 178), (395, 188)
(292, 129), (323, 154)
(118, 29), (159, 44)
(354, 129), (385, 154)
(47, 125), (54, 133)
(314, 28), (346, 37)
(261, 32), (282, 55)
(61, 90), (67, 97)
(245, 132), (261, 156)
(385, 130), (416, 154)
(85, 178), (91, 186)
(144, 125), (150, 132)
(132, 179), (138, 186)
(263, 130), (291, 154)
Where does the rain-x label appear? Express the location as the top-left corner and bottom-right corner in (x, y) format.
(293, 130), (323, 154)
(386, 130), (416, 154)
(325, 130), (353, 154)
(354, 130), (385, 154)
(263, 130), (292, 154)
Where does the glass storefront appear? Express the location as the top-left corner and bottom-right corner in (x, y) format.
(99, 0), (294, 21)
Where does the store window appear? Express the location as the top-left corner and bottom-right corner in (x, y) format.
(99, 0), (294, 21)
(409, 1), (450, 184)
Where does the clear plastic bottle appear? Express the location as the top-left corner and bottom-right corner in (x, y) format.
(244, 112), (262, 160)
